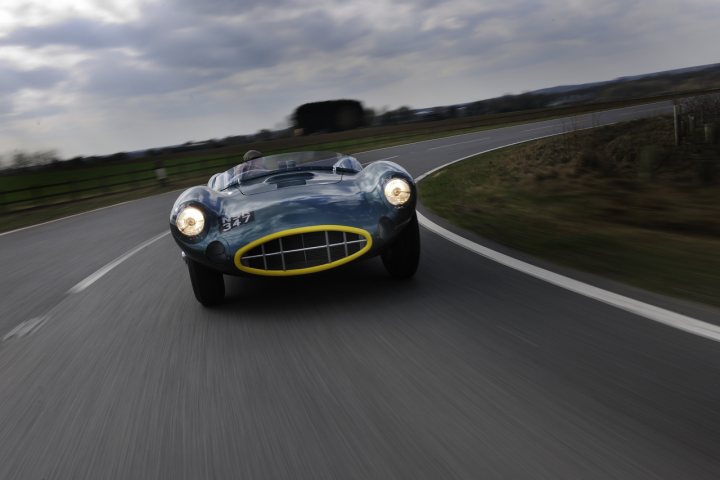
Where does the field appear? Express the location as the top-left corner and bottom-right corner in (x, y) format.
(2, 89), (713, 215)
(420, 116), (720, 307)
(1, 88), (718, 235)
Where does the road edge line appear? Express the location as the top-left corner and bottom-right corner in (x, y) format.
(415, 141), (720, 343)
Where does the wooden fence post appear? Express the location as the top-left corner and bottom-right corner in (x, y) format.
(705, 123), (717, 145)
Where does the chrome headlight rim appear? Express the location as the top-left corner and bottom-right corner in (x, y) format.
(383, 177), (413, 207)
(175, 204), (206, 238)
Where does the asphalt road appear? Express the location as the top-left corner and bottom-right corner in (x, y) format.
(2, 101), (720, 479)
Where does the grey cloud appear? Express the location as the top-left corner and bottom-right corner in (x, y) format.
(0, 62), (66, 94)
(165, 0), (301, 16)
(137, 22), (284, 72)
(9, 103), (67, 120)
(366, 21), (477, 59)
(1, 5), (370, 77)
(0, 0), (649, 115)
(79, 52), (218, 96)
(0, 17), (131, 49)
(136, 8), (370, 72)
(0, 98), (14, 116)
(69, 7), (372, 97)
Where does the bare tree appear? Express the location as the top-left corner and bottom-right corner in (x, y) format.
(9, 149), (59, 168)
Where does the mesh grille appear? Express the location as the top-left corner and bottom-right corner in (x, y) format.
(240, 230), (367, 271)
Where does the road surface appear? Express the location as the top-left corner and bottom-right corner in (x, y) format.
(2, 100), (720, 479)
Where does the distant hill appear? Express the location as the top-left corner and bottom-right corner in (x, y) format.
(531, 62), (720, 97)
(438, 62), (720, 117)
(533, 80), (611, 96)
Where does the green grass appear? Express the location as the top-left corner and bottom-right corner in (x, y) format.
(419, 119), (720, 308)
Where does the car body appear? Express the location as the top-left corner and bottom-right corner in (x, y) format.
(169, 151), (420, 305)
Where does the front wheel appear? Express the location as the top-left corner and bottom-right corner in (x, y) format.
(382, 213), (420, 279)
(186, 258), (225, 306)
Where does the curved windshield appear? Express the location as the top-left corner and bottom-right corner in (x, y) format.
(214, 151), (362, 190)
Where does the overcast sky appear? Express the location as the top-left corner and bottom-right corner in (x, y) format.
(0, 0), (718, 158)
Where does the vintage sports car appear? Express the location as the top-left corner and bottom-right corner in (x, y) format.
(169, 151), (420, 305)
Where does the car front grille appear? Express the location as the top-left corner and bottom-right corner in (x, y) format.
(237, 227), (371, 274)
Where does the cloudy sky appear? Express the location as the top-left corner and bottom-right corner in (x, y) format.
(0, 0), (718, 158)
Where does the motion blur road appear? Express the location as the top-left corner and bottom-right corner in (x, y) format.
(2, 101), (720, 479)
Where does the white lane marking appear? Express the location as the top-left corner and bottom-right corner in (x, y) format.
(361, 155), (398, 166)
(67, 231), (170, 295)
(415, 143), (720, 342)
(429, 138), (489, 150)
(0, 201), (133, 237)
(3, 316), (49, 341)
(418, 211), (720, 342)
(4, 231), (169, 340)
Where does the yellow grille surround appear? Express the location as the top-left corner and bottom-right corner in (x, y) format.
(234, 225), (373, 276)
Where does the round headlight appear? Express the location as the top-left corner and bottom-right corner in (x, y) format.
(384, 178), (412, 206)
(176, 206), (205, 236)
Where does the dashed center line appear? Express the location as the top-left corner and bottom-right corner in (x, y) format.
(67, 231), (169, 294)
(3, 316), (49, 341)
(4, 231), (170, 342)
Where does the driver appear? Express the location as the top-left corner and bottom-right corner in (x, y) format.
(234, 150), (264, 177)
(243, 150), (263, 162)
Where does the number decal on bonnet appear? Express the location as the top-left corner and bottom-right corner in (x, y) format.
(220, 212), (254, 232)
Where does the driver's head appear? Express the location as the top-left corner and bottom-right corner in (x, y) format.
(243, 150), (263, 162)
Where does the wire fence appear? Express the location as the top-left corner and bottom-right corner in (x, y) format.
(4, 90), (719, 214)
(1, 153), (241, 213)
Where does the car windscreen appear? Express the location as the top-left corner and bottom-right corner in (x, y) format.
(215, 151), (362, 189)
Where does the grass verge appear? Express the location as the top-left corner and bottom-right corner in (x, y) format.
(0, 93), (706, 234)
(419, 116), (720, 307)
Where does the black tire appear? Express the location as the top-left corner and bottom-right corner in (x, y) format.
(382, 212), (420, 279)
(186, 258), (225, 306)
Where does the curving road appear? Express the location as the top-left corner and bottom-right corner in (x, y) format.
(2, 101), (720, 479)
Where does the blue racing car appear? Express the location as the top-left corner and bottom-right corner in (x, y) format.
(169, 150), (420, 305)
